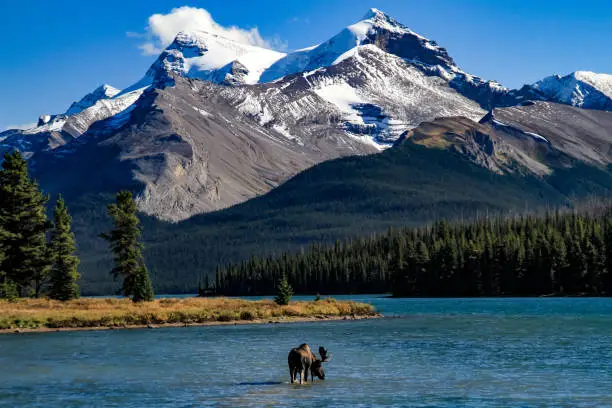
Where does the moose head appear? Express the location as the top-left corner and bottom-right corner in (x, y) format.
(310, 346), (330, 380)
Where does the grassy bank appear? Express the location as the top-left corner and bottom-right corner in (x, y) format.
(0, 297), (378, 332)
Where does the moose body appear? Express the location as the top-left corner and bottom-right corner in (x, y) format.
(288, 344), (329, 384)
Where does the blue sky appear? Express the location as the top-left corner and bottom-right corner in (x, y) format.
(1, 0), (611, 130)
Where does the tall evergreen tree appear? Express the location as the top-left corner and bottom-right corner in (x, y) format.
(48, 196), (80, 301)
(0, 151), (51, 297)
(100, 191), (154, 302)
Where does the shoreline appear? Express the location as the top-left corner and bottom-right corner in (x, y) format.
(1, 313), (383, 335)
(0, 297), (379, 335)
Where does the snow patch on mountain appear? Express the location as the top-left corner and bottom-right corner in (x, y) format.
(314, 81), (365, 123)
(65, 85), (149, 135)
(574, 71), (612, 98)
(272, 124), (302, 144)
(524, 131), (549, 143)
(0, 83), (150, 161)
(345, 132), (386, 151)
(66, 84), (121, 115)
(193, 106), (212, 117)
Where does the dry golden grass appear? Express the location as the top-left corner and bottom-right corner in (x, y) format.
(0, 297), (377, 330)
(411, 136), (453, 149)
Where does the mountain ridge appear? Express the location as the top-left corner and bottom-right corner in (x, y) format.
(1, 8), (612, 224)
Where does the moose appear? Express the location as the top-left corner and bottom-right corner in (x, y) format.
(287, 344), (330, 384)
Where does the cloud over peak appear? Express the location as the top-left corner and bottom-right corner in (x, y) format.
(136, 6), (277, 56)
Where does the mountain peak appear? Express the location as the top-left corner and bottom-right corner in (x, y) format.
(65, 84), (120, 115)
(96, 84), (120, 96)
(358, 8), (417, 35)
(145, 28), (285, 86)
(362, 7), (387, 20)
(531, 70), (612, 109)
(166, 31), (210, 61)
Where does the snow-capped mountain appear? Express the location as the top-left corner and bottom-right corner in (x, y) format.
(148, 8), (510, 110)
(2, 8), (612, 222)
(259, 8), (455, 82)
(526, 71), (612, 110)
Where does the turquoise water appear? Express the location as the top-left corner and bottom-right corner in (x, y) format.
(0, 297), (611, 407)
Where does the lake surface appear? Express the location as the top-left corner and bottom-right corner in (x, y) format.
(1, 297), (611, 407)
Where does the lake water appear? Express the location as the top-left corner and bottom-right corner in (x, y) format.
(1, 296), (611, 407)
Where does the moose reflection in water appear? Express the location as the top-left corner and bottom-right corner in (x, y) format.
(288, 344), (330, 384)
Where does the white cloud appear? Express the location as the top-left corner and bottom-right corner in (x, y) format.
(135, 6), (279, 55)
(4, 122), (36, 131)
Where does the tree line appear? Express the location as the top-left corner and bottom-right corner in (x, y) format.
(215, 209), (612, 297)
(0, 151), (153, 301)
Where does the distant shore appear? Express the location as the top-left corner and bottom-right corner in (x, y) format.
(1, 314), (382, 334)
(0, 297), (380, 334)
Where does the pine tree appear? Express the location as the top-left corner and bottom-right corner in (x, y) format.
(0, 151), (51, 297)
(131, 265), (154, 302)
(48, 196), (80, 301)
(274, 273), (293, 305)
(100, 191), (154, 302)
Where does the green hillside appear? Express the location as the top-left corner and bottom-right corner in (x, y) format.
(63, 143), (612, 295)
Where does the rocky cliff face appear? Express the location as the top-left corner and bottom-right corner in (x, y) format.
(398, 101), (612, 177)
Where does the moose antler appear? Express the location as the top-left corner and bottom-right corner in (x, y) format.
(319, 346), (330, 362)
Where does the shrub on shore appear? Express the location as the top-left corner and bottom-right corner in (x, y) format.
(274, 274), (293, 305)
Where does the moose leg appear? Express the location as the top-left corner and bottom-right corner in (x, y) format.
(289, 366), (295, 384)
(299, 368), (305, 384)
